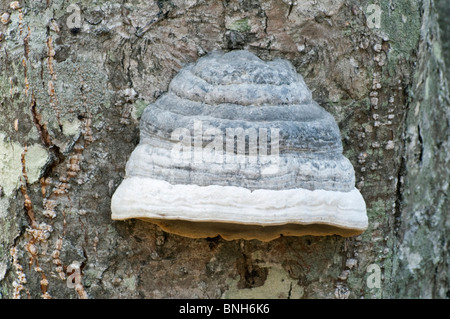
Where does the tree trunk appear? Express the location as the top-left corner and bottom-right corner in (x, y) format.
(0, 0), (448, 299)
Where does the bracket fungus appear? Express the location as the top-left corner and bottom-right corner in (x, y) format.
(111, 50), (368, 241)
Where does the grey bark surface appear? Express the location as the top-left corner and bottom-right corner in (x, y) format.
(436, 0), (450, 82)
(0, 0), (448, 299)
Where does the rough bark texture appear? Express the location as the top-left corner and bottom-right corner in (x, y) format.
(0, 0), (448, 299)
(436, 0), (450, 82)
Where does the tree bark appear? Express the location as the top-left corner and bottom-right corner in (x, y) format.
(0, 0), (448, 299)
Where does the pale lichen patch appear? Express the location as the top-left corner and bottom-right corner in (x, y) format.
(222, 265), (303, 299)
(131, 99), (149, 121)
(225, 18), (251, 33)
(61, 118), (82, 136)
(0, 133), (49, 197)
(400, 246), (423, 273)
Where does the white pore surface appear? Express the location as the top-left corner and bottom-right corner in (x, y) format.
(111, 176), (368, 231)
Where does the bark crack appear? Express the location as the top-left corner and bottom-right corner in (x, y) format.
(135, 4), (170, 38)
(394, 141), (406, 239)
(30, 91), (66, 178)
(417, 125), (424, 164)
(20, 145), (37, 229)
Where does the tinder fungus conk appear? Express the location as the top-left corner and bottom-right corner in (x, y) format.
(111, 50), (368, 241)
